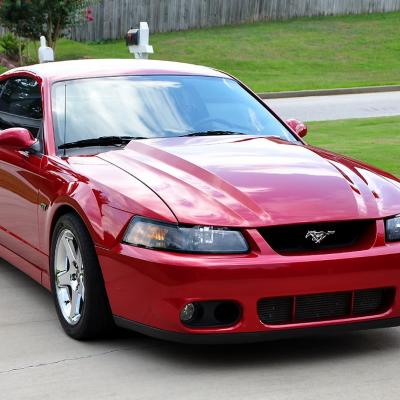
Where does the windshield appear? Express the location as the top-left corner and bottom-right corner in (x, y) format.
(52, 75), (297, 149)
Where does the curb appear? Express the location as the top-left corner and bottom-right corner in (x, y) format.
(258, 85), (400, 99)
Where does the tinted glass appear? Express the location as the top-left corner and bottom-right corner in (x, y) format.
(0, 78), (42, 137)
(52, 75), (296, 148)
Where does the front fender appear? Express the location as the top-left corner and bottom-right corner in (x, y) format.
(37, 163), (134, 260)
(45, 194), (134, 252)
(37, 155), (177, 263)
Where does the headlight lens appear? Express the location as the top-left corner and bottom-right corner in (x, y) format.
(386, 215), (400, 242)
(123, 217), (249, 253)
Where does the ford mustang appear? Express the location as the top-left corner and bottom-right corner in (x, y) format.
(0, 59), (399, 343)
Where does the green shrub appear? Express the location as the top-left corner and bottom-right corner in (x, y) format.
(0, 33), (25, 61)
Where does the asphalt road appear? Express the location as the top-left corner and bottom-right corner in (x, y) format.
(267, 91), (400, 121)
(2, 259), (400, 400)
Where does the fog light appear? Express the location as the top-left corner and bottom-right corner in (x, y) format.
(180, 303), (196, 322)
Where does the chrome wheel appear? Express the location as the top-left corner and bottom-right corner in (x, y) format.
(54, 229), (85, 325)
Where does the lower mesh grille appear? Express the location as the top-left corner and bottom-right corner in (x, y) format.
(353, 288), (389, 315)
(258, 288), (394, 325)
(257, 297), (293, 325)
(295, 292), (352, 322)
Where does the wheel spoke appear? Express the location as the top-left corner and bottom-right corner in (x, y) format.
(80, 276), (85, 301)
(56, 270), (71, 288)
(63, 235), (78, 267)
(55, 228), (86, 326)
(69, 286), (82, 320)
(76, 250), (84, 274)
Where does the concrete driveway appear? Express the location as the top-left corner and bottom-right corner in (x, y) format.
(1, 259), (400, 400)
(2, 89), (400, 399)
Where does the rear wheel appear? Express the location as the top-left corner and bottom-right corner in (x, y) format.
(50, 213), (114, 340)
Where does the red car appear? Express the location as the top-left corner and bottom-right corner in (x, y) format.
(0, 59), (399, 343)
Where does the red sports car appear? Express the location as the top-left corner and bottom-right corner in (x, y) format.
(0, 59), (399, 343)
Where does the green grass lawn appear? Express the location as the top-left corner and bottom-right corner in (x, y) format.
(308, 116), (400, 177)
(49, 12), (400, 93)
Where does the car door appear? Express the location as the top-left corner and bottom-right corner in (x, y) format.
(0, 76), (47, 271)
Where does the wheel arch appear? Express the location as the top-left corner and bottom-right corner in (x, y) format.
(44, 195), (133, 258)
(48, 202), (115, 339)
(49, 204), (86, 246)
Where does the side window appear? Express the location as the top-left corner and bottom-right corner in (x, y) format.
(0, 77), (43, 138)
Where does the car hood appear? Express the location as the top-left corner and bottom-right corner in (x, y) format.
(98, 136), (400, 227)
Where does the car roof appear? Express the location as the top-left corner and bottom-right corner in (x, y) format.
(4, 59), (229, 82)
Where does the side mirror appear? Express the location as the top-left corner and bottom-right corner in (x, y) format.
(0, 128), (36, 149)
(286, 119), (308, 138)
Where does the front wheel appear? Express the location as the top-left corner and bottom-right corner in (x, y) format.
(50, 213), (114, 340)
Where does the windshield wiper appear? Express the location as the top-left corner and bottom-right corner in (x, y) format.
(58, 136), (147, 150)
(179, 131), (248, 137)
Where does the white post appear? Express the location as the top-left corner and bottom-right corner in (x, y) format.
(127, 22), (154, 59)
(38, 36), (55, 63)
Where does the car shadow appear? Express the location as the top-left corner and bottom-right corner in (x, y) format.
(2, 257), (399, 371)
(114, 325), (400, 370)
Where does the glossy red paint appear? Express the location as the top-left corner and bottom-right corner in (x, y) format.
(0, 59), (399, 340)
(99, 136), (400, 227)
(98, 238), (400, 334)
(0, 128), (37, 149)
(286, 118), (308, 138)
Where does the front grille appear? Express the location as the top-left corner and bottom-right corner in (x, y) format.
(295, 292), (352, 322)
(353, 288), (391, 316)
(257, 297), (293, 325)
(259, 220), (374, 255)
(258, 288), (394, 325)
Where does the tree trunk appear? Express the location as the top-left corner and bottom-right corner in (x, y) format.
(18, 38), (22, 66)
(52, 18), (62, 52)
(47, 12), (53, 48)
(32, 40), (39, 64)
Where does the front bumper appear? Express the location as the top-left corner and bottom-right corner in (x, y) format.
(97, 226), (400, 342)
(114, 316), (400, 344)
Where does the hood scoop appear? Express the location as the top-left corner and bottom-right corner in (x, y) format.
(99, 136), (396, 227)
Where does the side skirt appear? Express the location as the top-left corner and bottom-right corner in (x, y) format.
(0, 242), (46, 288)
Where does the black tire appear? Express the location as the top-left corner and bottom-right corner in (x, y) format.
(50, 212), (114, 340)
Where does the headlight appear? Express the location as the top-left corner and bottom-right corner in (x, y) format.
(386, 215), (400, 242)
(123, 217), (249, 253)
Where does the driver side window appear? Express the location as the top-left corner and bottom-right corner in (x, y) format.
(0, 77), (43, 138)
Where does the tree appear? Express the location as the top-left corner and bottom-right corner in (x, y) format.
(0, 0), (97, 52)
(0, 0), (44, 63)
(39, 0), (96, 50)
(0, 1), (43, 40)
